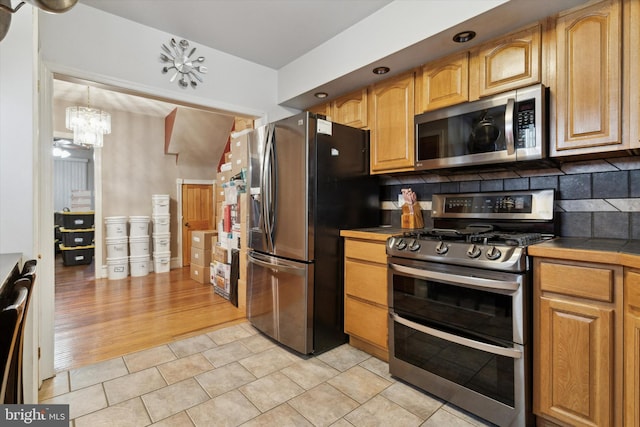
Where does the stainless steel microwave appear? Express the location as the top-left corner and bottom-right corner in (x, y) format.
(415, 84), (547, 171)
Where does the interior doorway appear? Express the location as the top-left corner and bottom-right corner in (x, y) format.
(42, 72), (249, 386)
(180, 182), (215, 266)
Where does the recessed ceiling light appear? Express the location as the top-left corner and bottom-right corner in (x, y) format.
(372, 66), (390, 75)
(453, 30), (476, 43)
(314, 92), (328, 99)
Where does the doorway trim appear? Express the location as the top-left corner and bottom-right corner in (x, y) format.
(176, 178), (216, 267)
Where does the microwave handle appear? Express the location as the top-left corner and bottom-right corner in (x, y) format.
(505, 98), (515, 155)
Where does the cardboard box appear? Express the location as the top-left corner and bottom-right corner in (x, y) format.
(213, 244), (229, 264)
(191, 230), (217, 249)
(191, 247), (212, 266)
(231, 134), (248, 174)
(190, 263), (210, 284)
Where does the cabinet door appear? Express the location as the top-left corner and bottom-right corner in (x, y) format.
(536, 296), (614, 427)
(471, 24), (541, 98)
(625, 270), (640, 427)
(369, 71), (415, 174)
(307, 102), (331, 120)
(624, 0), (640, 149)
(420, 51), (469, 112)
(553, 0), (622, 155)
(332, 88), (368, 128)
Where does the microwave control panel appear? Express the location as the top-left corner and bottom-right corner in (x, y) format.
(516, 100), (536, 148)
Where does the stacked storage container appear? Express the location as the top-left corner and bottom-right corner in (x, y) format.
(59, 211), (95, 266)
(152, 194), (171, 273)
(105, 216), (128, 279)
(190, 230), (217, 283)
(129, 216), (150, 277)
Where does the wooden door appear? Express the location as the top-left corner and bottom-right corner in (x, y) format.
(420, 51), (469, 112)
(624, 0), (640, 150)
(624, 269), (640, 427)
(536, 296), (614, 426)
(470, 24), (541, 98)
(552, 0), (622, 155)
(332, 88), (368, 128)
(369, 71), (415, 174)
(181, 183), (214, 266)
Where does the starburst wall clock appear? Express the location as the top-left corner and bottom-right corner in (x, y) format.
(160, 38), (207, 88)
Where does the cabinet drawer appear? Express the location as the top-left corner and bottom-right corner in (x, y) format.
(344, 239), (387, 264)
(345, 296), (388, 350)
(345, 260), (387, 306)
(538, 261), (614, 302)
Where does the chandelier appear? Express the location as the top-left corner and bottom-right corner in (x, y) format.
(65, 86), (111, 147)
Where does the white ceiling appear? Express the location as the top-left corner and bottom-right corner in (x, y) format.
(80, 0), (393, 70)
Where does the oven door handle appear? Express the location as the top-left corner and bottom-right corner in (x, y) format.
(391, 312), (522, 359)
(389, 263), (520, 292)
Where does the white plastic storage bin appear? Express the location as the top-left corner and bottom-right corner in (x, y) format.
(129, 255), (150, 277)
(152, 232), (170, 253)
(152, 194), (170, 215)
(153, 251), (171, 273)
(152, 214), (170, 234)
(106, 257), (128, 280)
(105, 216), (127, 237)
(105, 236), (128, 258)
(129, 235), (150, 256)
(129, 216), (150, 237)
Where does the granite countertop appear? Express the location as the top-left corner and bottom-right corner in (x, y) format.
(529, 237), (640, 268)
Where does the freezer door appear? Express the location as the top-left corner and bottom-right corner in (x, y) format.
(247, 251), (313, 354)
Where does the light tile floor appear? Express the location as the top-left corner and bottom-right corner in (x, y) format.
(39, 322), (496, 426)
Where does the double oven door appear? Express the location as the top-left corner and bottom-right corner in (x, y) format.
(388, 257), (533, 427)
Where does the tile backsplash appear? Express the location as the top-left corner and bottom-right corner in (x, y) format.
(379, 156), (640, 240)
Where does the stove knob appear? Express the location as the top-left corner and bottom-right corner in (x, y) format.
(408, 239), (421, 251)
(486, 245), (502, 260)
(435, 241), (448, 255)
(467, 244), (482, 258)
(396, 239), (407, 250)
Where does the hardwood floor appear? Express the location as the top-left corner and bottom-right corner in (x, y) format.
(54, 256), (245, 372)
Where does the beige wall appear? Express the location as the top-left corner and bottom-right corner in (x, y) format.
(53, 99), (233, 262)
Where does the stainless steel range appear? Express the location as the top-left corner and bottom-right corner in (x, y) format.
(387, 189), (555, 427)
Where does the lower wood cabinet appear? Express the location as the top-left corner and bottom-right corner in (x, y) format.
(343, 236), (389, 361)
(533, 257), (624, 427)
(624, 269), (640, 427)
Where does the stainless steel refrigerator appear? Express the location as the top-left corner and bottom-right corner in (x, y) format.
(247, 112), (379, 354)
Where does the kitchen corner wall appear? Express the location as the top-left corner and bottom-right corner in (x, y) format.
(380, 156), (640, 240)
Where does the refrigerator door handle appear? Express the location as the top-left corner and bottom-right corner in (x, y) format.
(248, 252), (306, 276)
(261, 125), (276, 252)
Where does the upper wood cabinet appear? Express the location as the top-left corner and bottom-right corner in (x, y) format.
(332, 88), (368, 129)
(307, 89), (368, 128)
(533, 258), (624, 427)
(469, 24), (542, 99)
(624, 0), (640, 150)
(551, 0), (623, 156)
(369, 71), (415, 174)
(307, 102), (331, 120)
(419, 51), (469, 112)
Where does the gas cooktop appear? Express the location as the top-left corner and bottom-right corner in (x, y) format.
(386, 189), (556, 272)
